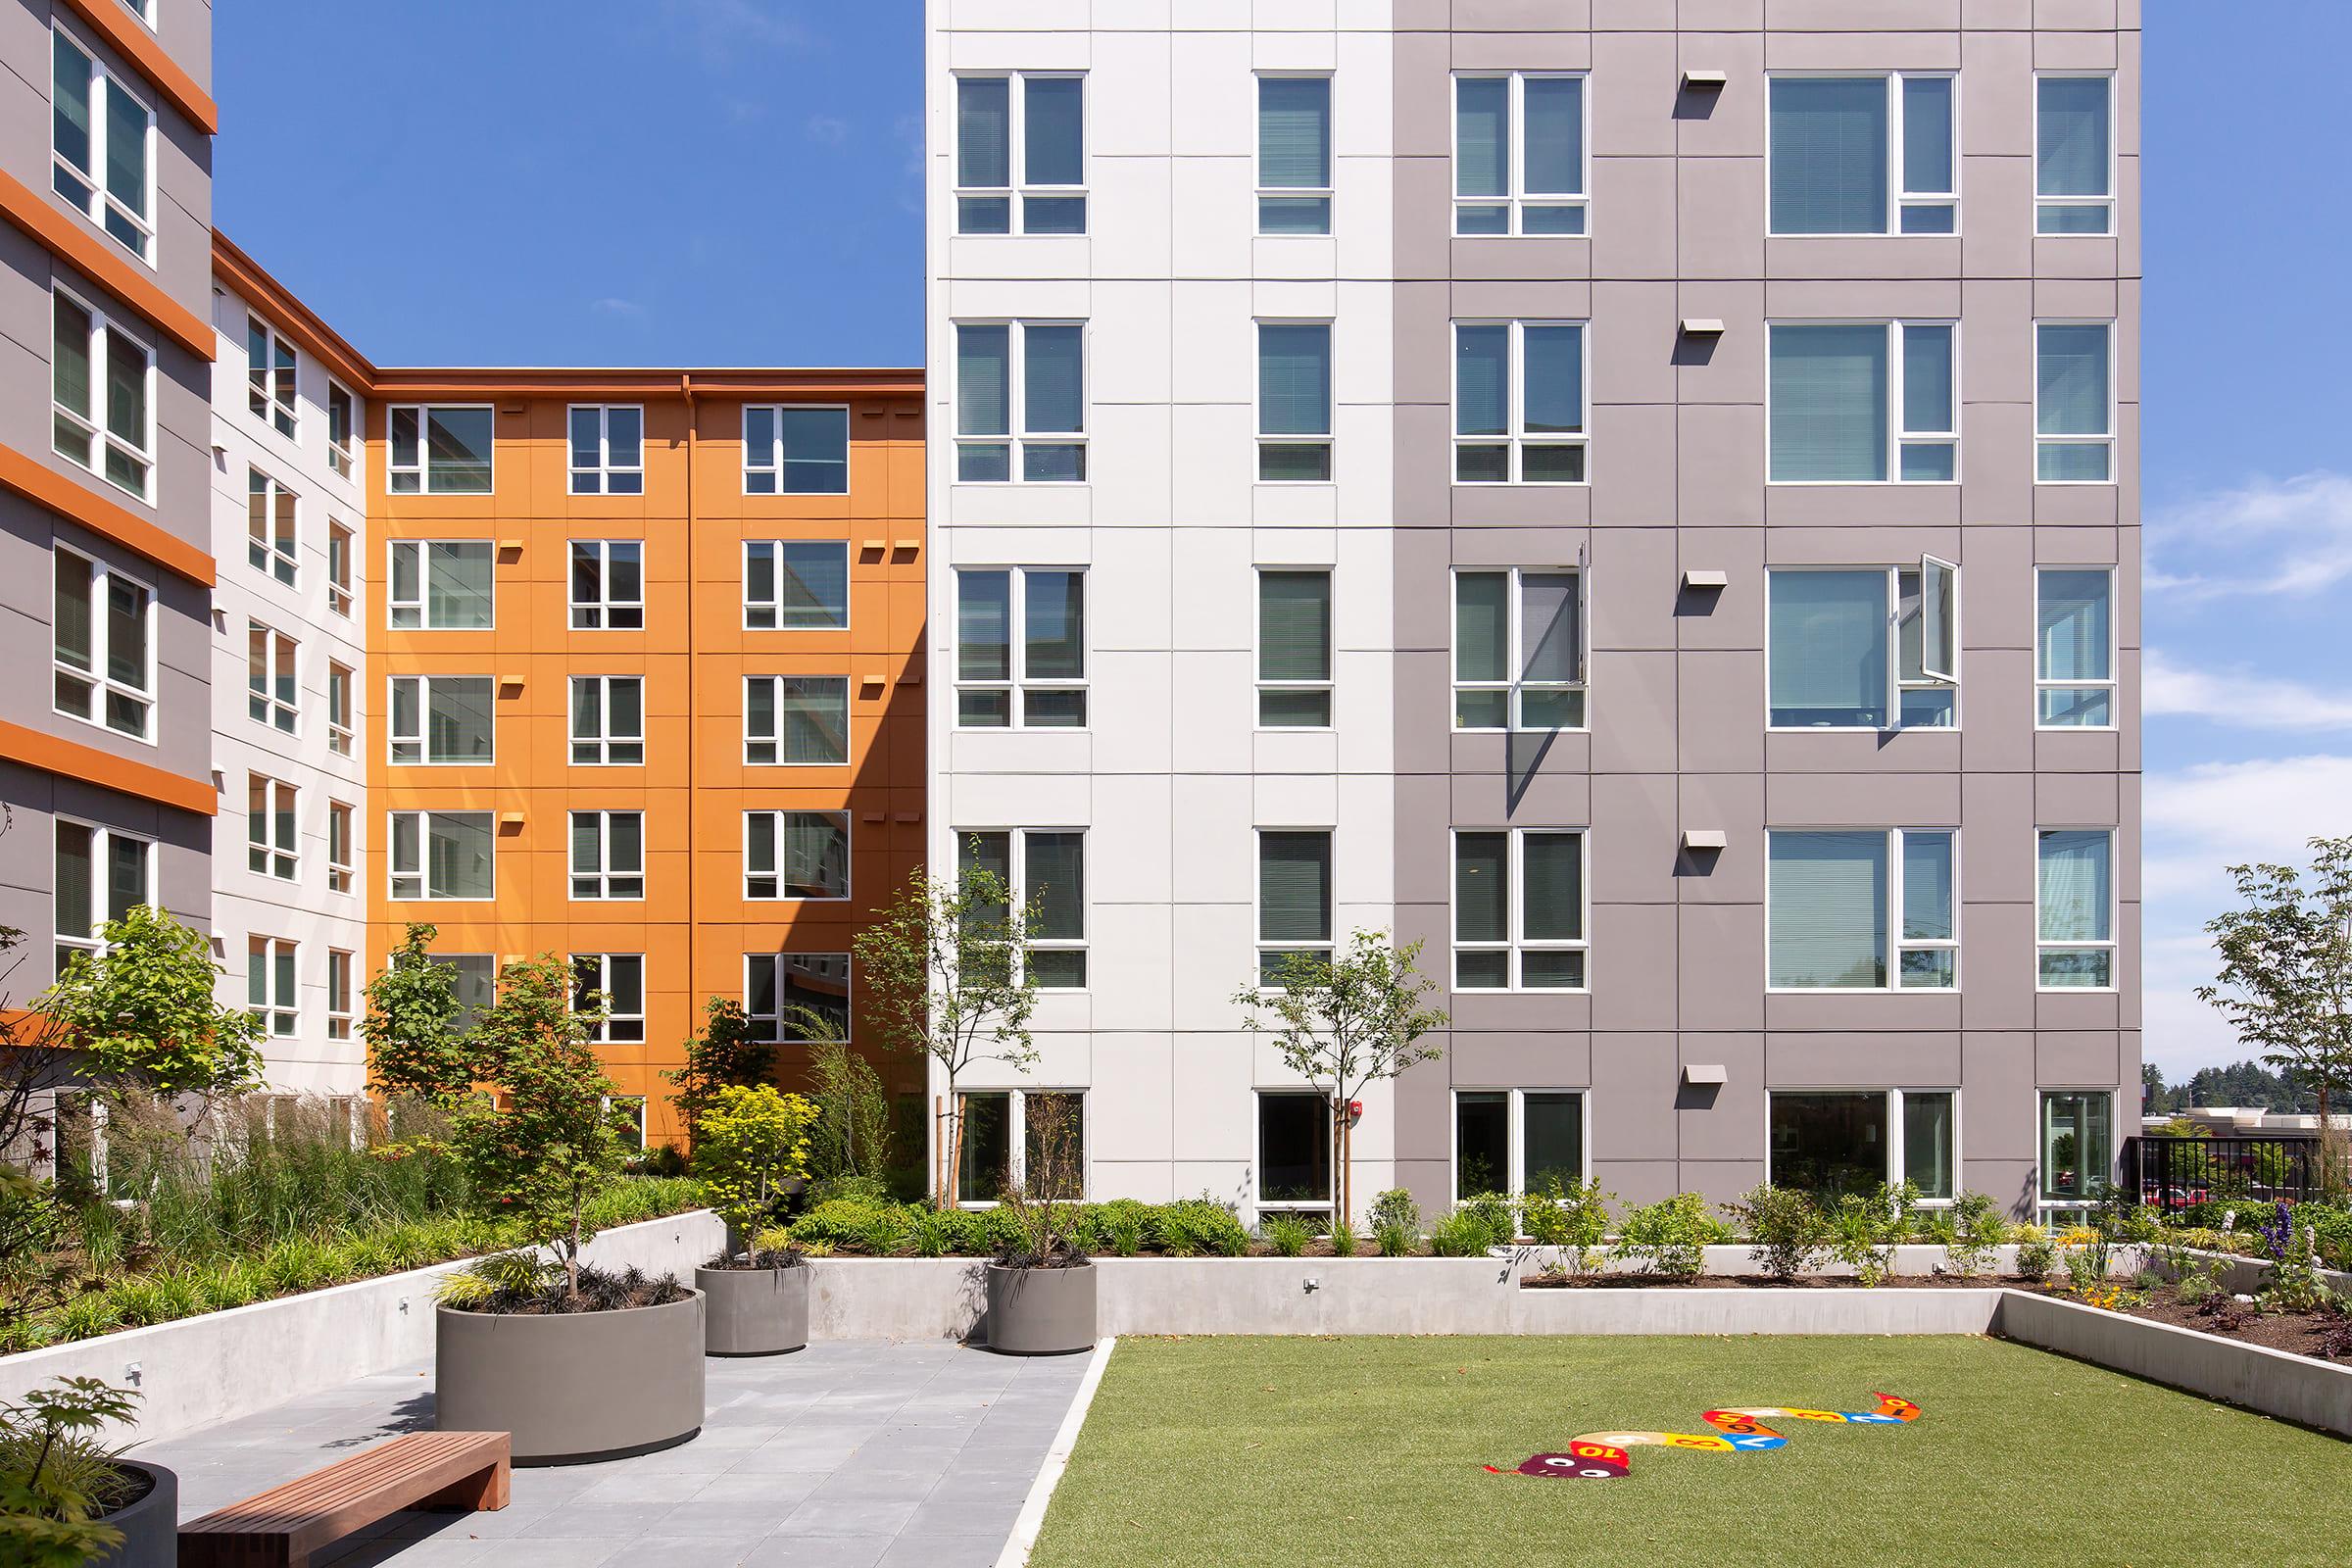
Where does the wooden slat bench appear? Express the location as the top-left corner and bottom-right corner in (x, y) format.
(178, 1430), (510, 1567)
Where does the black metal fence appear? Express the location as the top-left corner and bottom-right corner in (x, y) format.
(2125, 1134), (2340, 1211)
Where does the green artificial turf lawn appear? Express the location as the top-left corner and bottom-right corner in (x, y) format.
(1027, 1336), (2352, 1568)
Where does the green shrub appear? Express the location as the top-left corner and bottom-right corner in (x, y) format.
(1827, 1189), (1901, 1287)
(1373, 1219), (1416, 1257)
(106, 1278), (168, 1328)
(1942, 1191), (2008, 1278)
(1520, 1177), (1612, 1272)
(1263, 1214), (1316, 1256)
(1328, 1218), (1359, 1257)
(1726, 1184), (1827, 1281)
(907, 1207), (958, 1257)
(1156, 1198), (1249, 1257)
(1366, 1189), (1421, 1237)
(2291, 1202), (2352, 1272)
(1456, 1192), (1518, 1250)
(2013, 1225), (2056, 1282)
(1428, 1210), (1496, 1257)
(787, 1199), (911, 1255)
(1615, 1193), (1723, 1278)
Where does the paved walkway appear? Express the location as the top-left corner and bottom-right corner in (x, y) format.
(135, 1340), (1095, 1567)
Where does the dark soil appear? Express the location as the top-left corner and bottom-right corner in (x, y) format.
(1520, 1271), (2026, 1290)
(461, 1263), (691, 1315)
(2065, 1282), (2352, 1359)
(702, 1249), (804, 1272)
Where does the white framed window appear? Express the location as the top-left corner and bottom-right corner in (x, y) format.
(247, 467), (297, 587)
(1257, 829), (1334, 985)
(2039, 1090), (2113, 1218)
(53, 818), (153, 974)
(1767, 829), (1958, 991)
(954, 72), (1085, 235)
(387, 406), (493, 494)
(744, 540), (849, 630)
(2034, 568), (2115, 729)
(569, 676), (644, 765)
(247, 621), (298, 734)
(2035, 75), (2114, 235)
(429, 954), (496, 1030)
(387, 541), (494, 630)
(51, 545), (153, 741)
(327, 950), (356, 1042)
(246, 774), (297, 881)
(1453, 1089), (1588, 1201)
(1768, 321), (1957, 483)
(955, 1089), (1086, 1205)
(52, 289), (153, 501)
(1257, 74), (1332, 234)
(247, 937), (298, 1038)
(568, 405), (644, 495)
(570, 811), (645, 901)
(745, 952), (851, 1044)
(955, 567), (1085, 728)
(51, 25), (154, 261)
(1766, 562), (1958, 730)
(955, 322), (1085, 483)
(326, 521), (354, 617)
(2034, 321), (2114, 484)
(325, 381), (357, 479)
(744, 810), (850, 901)
(326, 662), (355, 758)
(1453, 73), (1587, 236)
(1256, 1091), (1332, 1214)
(2037, 828), (2115, 991)
(387, 674), (491, 765)
(1452, 829), (1588, 992)
(1768, 73), (1956, 235)
(121, 2), (158, 32)
(1452, 566), (1588, 731)
(568, 540), (643, 631)
(1770, 1090), (1958, 1202)
(1257, 320), (1331, 482)
(327, 801), (355, 895)
(958, 830), (1086, 989)
(571, 954), (647, 1044)
(1453, 321), (1587, 484)
(742, 407), (850, 496)
(388, 812), (493, 902)
(1257, 569), (1331, 728)
(246, 317), (297, 438)
(603, 1097), (648, 1150)
(744, 675), (850, 765)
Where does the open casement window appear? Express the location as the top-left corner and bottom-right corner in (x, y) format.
(2036, 76), (2114, 235)
(1452, 566), (1588, 731)
(1768, 321), (1956, 483)
(327, 802), (355, 895)
(52, 546), (153, 741)
(247, 622), (298, 734)
(955, 323), (1085, 482)
(248, 468), (297, 586)
(1257, 322), (1332, 482)
(571, 954), (646, 1044)
(569, 676), (644, 765)
(1454, 73), (1587, 236)
(1454, 1090), (1586, 1202)
(2036, 829), (2115, 990)
(1769, 1090), (1957, 1203)
(959, 830), (1087, 989)
(1257, 75), (1332, 234)
(2039, 1091), (2114, 1217)
(744, 541), (849, 630)
(1257, 569), (1332, 727)
(246, 318), (297, 438)
(568, 406), (644, 495)
(1257, 830), (1334, 985)
(1453, 830), (1588, 991)
(52, 290), (152, 501)
(1257, 1092), (1333, 1213)
(743, 675), (850, 764)
(387, 542), (493, 630)
(1768, 562), (1958, 729)
(387, 812), (493, 902)
(1454, 321), (1587, 483)
(51, 26), (154, 261)
(53, 819), (152, 975)
(247, 937), (297, 1038)
(955, 73), (1086, 236)
(387, 407), (493, 495)
(743, 407), (850, 495)
(2034, 568), (2115, 727)
(246, 774), (297, 880)
(1767, 829), (1957, 991)
(745, 953), (850, 1045)
(956, 1090), (1086, 1205)
(326, 382), (357, 479)
(568, 540), (644, 631)
(387, 674), (492, 765)
(744, 810), (851, 901)
(956, 567), (1086, 728)
(569, 810), (646, 901)
(1768, 74), (1956, 235)
(2035, 322), (2114, 483)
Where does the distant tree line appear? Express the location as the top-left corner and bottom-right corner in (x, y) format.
(2143, 1060), (2323, 1115)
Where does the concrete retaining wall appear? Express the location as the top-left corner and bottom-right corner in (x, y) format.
(0, 1209), (725, 1447)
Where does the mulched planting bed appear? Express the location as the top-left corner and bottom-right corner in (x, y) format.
(1520, 1271), (2021, 1290)
(2049, 1282), (2352, 1359)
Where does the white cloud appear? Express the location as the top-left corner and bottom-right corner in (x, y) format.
(2149, 470), (2352, 600)
(2144, 650), (2352, 731)
(806, 115), (849, 147)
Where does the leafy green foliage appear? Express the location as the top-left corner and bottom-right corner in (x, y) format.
(1519, 1176), (1613, 1272)
(1155, 1198), (1250, 1257)
(1454, 1192), (1518, 1250)
(2012, 1225), (2057, 1282)
(1373, 1219), (1417, 1257)
(803, 1036), (894, 1191)
(996, 1091), (1089, 1267)
(39, 906), (262, 1101)
(1614, 1193), (1725, 1278)
(1941, 1191), (2009, 1278)
(1727, 1184), (1829, 1281)
(0, 1377), (141, 1567)
(692, 1084), (817, 1233)
(1365, 1189), (1421, 1236)
(1327, 1218), (1359, 1257)
(664, 997), (775, 1138)
(1427, 1210), (1494, 1256)
(1828, 1190), (1902, 1287)
(360, 924), (474, 1108)
(1262, 1213), (1315, 1256)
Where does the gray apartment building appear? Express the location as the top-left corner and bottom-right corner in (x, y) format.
(0, 2), (217, 1000)
(926, 0), (2139, 1224)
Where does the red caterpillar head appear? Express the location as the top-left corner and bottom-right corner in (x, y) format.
(1486, 1445), (1630, 1480)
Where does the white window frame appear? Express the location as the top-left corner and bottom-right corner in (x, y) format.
(386, 673), (493, 766)
(246, 316), (298, 439)
(956, 828), (1088, 990)
(1255, 72), (1333, 236)
(327, 801), (355, 896)
(51, 286), (154, 502)
(1765, 71), (1960, 236)
(1764, 320), (1960, 485)
(1253, 1089), (1334, 1216)
(386, 405), (495, 495)
(743, 809), (852, 902)
(952, 566), (1088, 730)
(744, 952), (852, 1044)
(1764, 1089), (1962, 1206)
(247, 467), (298, 587)
(1449, 1088), (1592, 1202)
(1449, 564), (1591, 733)
(50, 543), (155, 743)
(1449, 828), (1591, 993)
(568, 810), (646, 902)
(387, 811), (494, 903)
(952, 71), (1088, 236)
(2035, 827), (2118, 993)
(741, 405), (852, 496)
(326, 521), (354, 618)
(567, 404), (645, 495)
(1763, 827), (1961, 993)
(2034, 566), (2118, 731)
(53, 816), (154, 972)
(247, 620), (299, 735)
(1451, 71), (1590, 237)
(1450, 319), (1590, 485)
(327, 949), (356, 1041)
(2034, 74), (2116, 236)
(1763, 561), (1961, 732)
(743, 540), (851, 631)
(952, 321), (1088, 484)
(386, 540), (495, 630)
(952, 1088), (1089, 1208)
(121, 2), (158, 32)
(1254, 826), (1336, 987)
(572, 953), (647, 1044)
(1254, 565), (1333, 730)
(742, 674), (851, 766)
(2033, 319), (2117, 486)
(2036, 1088), (2115, 1220)
(246, 773), (298, 881)
(602, 1095), (649, 1150)
(326, 662), (355, 758)
(247, 936), (298, 1038)
(325, 380), (358, 480)
(1254, 318), (1333, 484)
(568, 675), (645, 766)
(50, 24), (155, 263)
(567, 539), (644, 631)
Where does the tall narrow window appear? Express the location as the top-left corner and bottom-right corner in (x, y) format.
(2036, 76), (2113, 234)
(1257, 830), (1334, 984)
(326, 522), (354, 617)
(247, 468), (297, 586)
(246, 318), (297, 437)
(1454, 74), (1586, 236)
(326, 662), (354, 758)
(1769, 74), (1955, 234)
(2034, 568), (2115, 728)
(387, 675), (492, 764)
(572, 954), (647, 1043)
(742, 407), (850, 495)
(247, 937), (297, 1038)
(744, 810), (851, 901)
(387, 406), (494, 494)
(1257, 322), (1332, 481)
(955, 567), (1086, 728)
(1454, 830), (1589, 991)
(744, 675), (850, 764)
(1257, 570), (1332, 727)
(387, 542), (494, 630)
(568, 406), (644, 495)
(53, 820), (151, 973)
(2037, 829), (2114, 990)
(1767, 829), (1957, 991)
(2039, 1091), (2113, 1218)
(1257, 1092), (1332, 1210)
(955, 322), (1085, 482)
(745, 954), (851, 1044)
(959, 830), (1087, 989)
(569, 675), (645, 765)
(325, 382), (357, 478)
(246, 774), (297, 880)
(1454, 321), (1587, 483)
(568, 540), (644, 631)
(1257, 75), (1332, 234)
(52, 547), (152, 740)
(327, 802), (355, 895)
(1768, 321), (1955, 482)
(1453, 568), (1586, 731)
(51, 27), (153, 260)
(2035, 322), (2114, 483)
(744, 541), (850, 630)
(1767, 564), (1958, 730)
(247, 622), (298, 734)
(569, 811), (646, 901)
(52, 291), (152, 500)
(327, 950), (355, 1041)
(955, 74), (1086, 235)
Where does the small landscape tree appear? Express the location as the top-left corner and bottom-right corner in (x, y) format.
(359, 923), (475, 1112)
(664, 997), (775, 1140)
(1232, 929), (1449, 1225)
(38, 904), (263, 1113)
(692, 1083), (817, 1236)
(803, 1036), (893, 1195)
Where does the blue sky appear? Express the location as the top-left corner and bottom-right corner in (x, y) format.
(216, 3), (2351, 1082)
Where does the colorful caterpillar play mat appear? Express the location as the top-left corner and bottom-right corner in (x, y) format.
(1485, 1394), (1921, 1480)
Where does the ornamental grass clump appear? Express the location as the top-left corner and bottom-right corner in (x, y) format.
(1262, 1213), (1316, 1256)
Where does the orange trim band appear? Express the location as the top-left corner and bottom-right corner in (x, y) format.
(0, 719), (216, 817)
(212, 231), (375, 391)
(0, 170), (213, 360)
(56, 0), (219, 136)
(0, 442), (214, 586)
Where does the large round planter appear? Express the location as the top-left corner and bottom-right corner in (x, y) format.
(696, 1264), (808, 1355)
(86, 1460), (175, 1567)
(984, 1261), (1098, 1355)
(435, 1291), (705, 1465)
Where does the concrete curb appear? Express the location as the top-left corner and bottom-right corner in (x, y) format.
(995, 1335), (1116, 1568)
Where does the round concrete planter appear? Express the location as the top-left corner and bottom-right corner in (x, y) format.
(695, 1264), (808, 1355)
(86, 1460), (175, 1567)
(984, 1261), (1097, 1354)
(434, 1292), (705, 1465)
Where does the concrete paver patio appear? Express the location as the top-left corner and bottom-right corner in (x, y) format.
(134, 1340), (1095, 1567)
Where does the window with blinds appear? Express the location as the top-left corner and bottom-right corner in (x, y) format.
(1453, 830), (1588, 991)
(744, 810), (851, 902)
(569, 675), (644, 765)
(569, 540), (645, 630)
(744, 675), (850, 764)
(52, 545), (153, 742)
(1454, 74), (1586, 236)
(2036, 829), (2114, 990)
(1257, 75), (1332, 234)
(959, 830), (1087, 989)
(744, 540), (849, 630)
(1257, 569), (1332, 727)
(956, 322), (1086, 482)
(1767, 321), (1955, 483)
(1454, 321), (1587, 483)
(1768, 74), (1955, 235)
(387, 541), (494, 630)
(956, 567), (1086, 728)
(956, 73), (1086, 235)
(2034, 568), (2115, 728)
(388, 674), (492, 764)
(569, 810), (646, 902)
(743, 406), (850, 495)
(2035, 75), (2114, 234)
(1767, 564), (1956, 730)
(571, 954), (647, 1043)
(1766, 829), (1956, 991)
(568, 405), (644, 495)
(1258, 322), (1332, 481)
(1257, 830), (1334, 985)
(2034, 322), (2114, 483)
